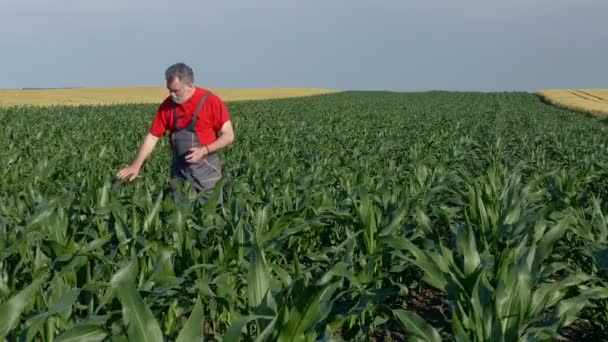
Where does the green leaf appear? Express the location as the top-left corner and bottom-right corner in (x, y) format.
(201, 179), (224, 215)
(224, 314), (273, 341)
(529, 274), (591, 317)
(110, 251), (138, 285)
(143, 190), (163, 231)
(114, 282), (164, 342)
(248, 242), (272, 313)
(591, 196), (607, 242)
(392, 309), (441, 342)
(393, 238), (447, 291)
(0, 273), (46, 339)
(176, 299), (205, 342)
(535, 217), (570, 268)
(458, 224), (481, 277)
(111, 258), (163, 342)
(23, 287), (81, 341)
(555, 297), (590, 328)
(277, 282), (340, 342)
(55, 325), (108, 342)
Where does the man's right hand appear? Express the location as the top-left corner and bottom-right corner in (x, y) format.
(115, 133), (160, 182)
(116, 164), (141, 181)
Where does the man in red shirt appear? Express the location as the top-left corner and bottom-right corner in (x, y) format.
(116, 62), (235, 206)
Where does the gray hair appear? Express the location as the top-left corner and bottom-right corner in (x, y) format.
(165, 62), (194, 84)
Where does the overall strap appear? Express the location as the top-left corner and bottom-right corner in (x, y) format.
(171, 91), (212, 131)
(188, 91), (212, 130)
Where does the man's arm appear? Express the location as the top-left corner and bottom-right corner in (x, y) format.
(207, 120), (235, 153)
(116, 133), (160, 181)
(185, 121), (235, 163)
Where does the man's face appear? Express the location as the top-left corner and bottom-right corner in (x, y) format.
(167, 78), (192, 104)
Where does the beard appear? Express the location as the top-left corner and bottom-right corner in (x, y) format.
(172, 95), (184, 104)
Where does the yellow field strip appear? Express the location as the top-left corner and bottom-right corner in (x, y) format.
(576, 90), (608, 102)
(0, 87), (340, 107)
(536, 89), (608, 117)
(570, 90), (608, 104)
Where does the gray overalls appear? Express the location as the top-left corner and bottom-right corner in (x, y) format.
(169, 92), (223, 206)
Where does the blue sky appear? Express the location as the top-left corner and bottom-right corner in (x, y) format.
(1, 0), (606, 91)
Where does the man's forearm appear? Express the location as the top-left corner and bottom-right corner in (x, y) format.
(132, 133), (160, 168)
(206, 132), (234, 154)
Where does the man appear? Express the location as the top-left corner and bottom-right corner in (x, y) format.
(116, 62), (235, 206)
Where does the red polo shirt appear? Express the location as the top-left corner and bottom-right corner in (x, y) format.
(149, 87), (231, 145)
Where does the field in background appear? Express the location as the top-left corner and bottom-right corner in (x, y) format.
(0, 87), (339, 107)
(3, 91), (608, 340)
(537, 89), (608, 117)
(5, 87), (608, 116)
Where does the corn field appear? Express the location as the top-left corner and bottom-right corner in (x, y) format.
(2, 91), (608, 341)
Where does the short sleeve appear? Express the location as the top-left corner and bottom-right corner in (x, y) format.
(149, 103), (169, 137)
(212, 96), (231, 132)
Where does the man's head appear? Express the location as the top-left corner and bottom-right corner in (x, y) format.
(165, 63), (196, 104)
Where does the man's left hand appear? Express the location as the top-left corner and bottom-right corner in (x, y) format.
(185, 146), (209, 163)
